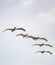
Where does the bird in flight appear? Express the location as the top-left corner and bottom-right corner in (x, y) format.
(16, 34), (28, 38)
(32, 43), (53, 47)
(35, 50), (52, 55)
(27, 35), (48, 41)
(3, 27), (26, 32)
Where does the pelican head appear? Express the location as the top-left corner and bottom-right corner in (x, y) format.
(14, 27), (16, 29)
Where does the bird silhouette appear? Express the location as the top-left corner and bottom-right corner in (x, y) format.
(16, 34), (28, 38)
(32, 43), (53, 47)
(35, 50), (52, 55)
(27, 35), (48, 41)
(3, 27), (26, 32)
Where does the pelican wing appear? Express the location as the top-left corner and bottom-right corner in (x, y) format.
(28, 36), (37, 40)
(28, 35), (34, 38)
(33, 37), (39, 40)
(44, 44), (53, 47)
(16, 34), (24, 36)
(16, 28), (26, 31)
(36, 51), (43, 53)
(32, 44), (40, 46)
(3, 28), (13, 32)
(39, 38), (48, 41)
(46, 51), (52, 54)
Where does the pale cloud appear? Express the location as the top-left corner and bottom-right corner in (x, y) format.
(38, 7), (55, 17)
(9, 0), (12, 3)
(38, 12), (46, 16)
(20, 0), (33, 5)
(47, 7), (55, 16)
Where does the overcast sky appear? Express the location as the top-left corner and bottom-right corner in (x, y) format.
(0, 0), (55, 65)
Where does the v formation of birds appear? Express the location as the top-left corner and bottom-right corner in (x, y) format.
(3, 27), (53, 55)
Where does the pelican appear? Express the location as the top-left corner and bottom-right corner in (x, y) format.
(35, 50), (52, 55)
(16, 34), (28, 38)
(32, 43), (53, 47)
(27, 35), (48, 41)
(32, 37), (48, 41)
(3, 27), (26, 32)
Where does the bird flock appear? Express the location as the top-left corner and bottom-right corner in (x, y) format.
(3, 27), (53, 55)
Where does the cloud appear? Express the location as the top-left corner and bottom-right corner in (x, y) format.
(38, 7), (55, 17)
(21, 0), (33, 5)
(9, 0), (12, 3)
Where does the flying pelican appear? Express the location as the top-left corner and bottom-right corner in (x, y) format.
(16, 34), (28, 38)
(32, 43), (53, 47)
(27, 35), (48, 41)
(35, 50), (52, 55)
(33, 37), (48, 41)
(3, 27), (26, 32)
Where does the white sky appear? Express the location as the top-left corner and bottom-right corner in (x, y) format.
(0, 0), (55, 65)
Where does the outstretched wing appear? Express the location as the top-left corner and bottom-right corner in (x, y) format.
(27, 36), (36, 40)
(35, 51), (44, 55)
(35, 51), (43, 53)
(44, 44), (53, 47)
(39, 38), (48, 41)
(16, 34), (24, 36)
(16, 28), (26, 31)
(32, 44), (40, 46)
(16, 34), (28, 38)
(32, 37), (39, 40)
(3, 28), (12, 32)
(46, 51), (52, 54)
